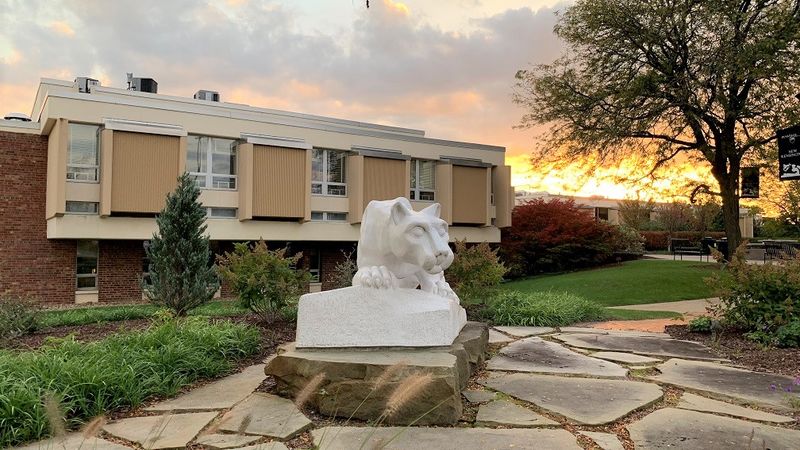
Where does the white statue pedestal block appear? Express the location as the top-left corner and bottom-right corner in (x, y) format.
(295, 286), (467, 348)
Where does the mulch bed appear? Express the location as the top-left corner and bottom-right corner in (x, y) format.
(3, 319), (153, 350)
(666, 324), (800, 377)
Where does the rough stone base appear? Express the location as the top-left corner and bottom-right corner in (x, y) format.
(265, 322), (488, 425)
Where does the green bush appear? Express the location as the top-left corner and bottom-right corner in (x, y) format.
(773, 321), (800, 348)
(709, 245), (800, 335)
(217, 240), (310, 323)
(446, 240), (507, 303)
(487, 290), (608, 327)
(0, 294), (40, 340)
(688, 316), (713, 333)
(0, 318), (260, 448)
(609, 224), (645, 256)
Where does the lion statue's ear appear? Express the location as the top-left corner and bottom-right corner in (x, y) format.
(390, 200), (412, 225)
(420, 203), (441, 218)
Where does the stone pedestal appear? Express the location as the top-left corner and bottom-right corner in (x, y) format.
(265, 322), (488, 425)
(295, 286), (467, 348)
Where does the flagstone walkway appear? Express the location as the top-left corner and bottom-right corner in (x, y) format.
(15, 327), (800, 450)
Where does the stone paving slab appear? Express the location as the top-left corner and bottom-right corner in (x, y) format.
(218, 393), (312, 439)
(12, 432), (131, 450)
(194, 433), (262, 449)
(628, 408), (800, 449)
(676, 392), (794, 423)
(487, 337), (628, 377)
(493, 326), (554, 337)
(481, 372), (662, 425)
(488, 329), (515, 344)
(475, 399), (559, 427)
(553, 333), (725, 361)
(590, 351), (661, 365)
(581, 431), (624, 450)
(103, 412), (218, 449)
(650, 358), (800, 411)
(462, 389), (497, 403)
(558, 327), (668, 338)
(311, 426), (581, 450)
(146, 364), (266, 411)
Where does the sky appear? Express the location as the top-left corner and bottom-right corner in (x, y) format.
(0, 0), (711, 200)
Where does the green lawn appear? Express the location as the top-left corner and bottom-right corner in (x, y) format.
(39, 300), (247, 328)
(502, 259), (719, 307)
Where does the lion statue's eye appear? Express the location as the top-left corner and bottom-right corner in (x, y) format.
(410, 226), (425, 237)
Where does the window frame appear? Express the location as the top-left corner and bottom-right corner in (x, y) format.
(308, 248), (321, 283)
(410, 159), (436, 202)
(65, 201), (99, 215)
(76, 240), (99, 291)
(206, 207), (238, 219)
(311, 148), (347, 197)
(310, 211), (348, 222)
(67, 123), (100, 183)
(187, 135), (238, 191)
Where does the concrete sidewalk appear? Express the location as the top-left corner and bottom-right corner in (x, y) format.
(608, 298), (719, 316)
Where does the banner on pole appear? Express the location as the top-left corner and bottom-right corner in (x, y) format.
(741, 167), (759, 198)
(778, 125), (800, 181)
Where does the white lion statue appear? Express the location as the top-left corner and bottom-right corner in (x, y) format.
(352, 197), (458, 300)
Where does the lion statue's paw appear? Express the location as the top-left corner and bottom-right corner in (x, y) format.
(434, 280), (458, 301)
(352, 265), (397, 289)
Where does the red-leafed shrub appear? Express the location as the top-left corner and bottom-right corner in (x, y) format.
(501, 199), (622, 277)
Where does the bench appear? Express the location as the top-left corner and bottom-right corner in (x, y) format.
(763, 240), (800, 262)
(671, 238), (713, 262)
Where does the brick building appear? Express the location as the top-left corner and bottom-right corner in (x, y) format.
(0, 77), (513, 305)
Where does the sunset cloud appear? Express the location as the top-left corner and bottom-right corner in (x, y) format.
(49, 21), (75, 37)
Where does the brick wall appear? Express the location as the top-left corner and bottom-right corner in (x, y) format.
(319, 242), (357, 291)
(0, 131), (75, 304)
(98, 240), (145, 303)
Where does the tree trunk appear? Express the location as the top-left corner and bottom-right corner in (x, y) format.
(712, 156), (742, 260)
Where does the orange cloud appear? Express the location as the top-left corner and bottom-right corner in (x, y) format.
(50, 21), (75, 37)
(1, 49), (22, 66)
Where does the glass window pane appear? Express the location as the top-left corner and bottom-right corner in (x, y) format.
(419, 191), (435, 201)
(327, 184), (346, 196)
(327, 150), (346, 183)
(67, 167), (98, 181)
(418, 160), (435, 190)
(77, 276), (97, 289)
(209, 207), (237, 218)
(211, 138), (236, 175)
(312, 149), (324, 182)
(186, 136), (207, 173)
(311, 211), (324, 220)
(66, 201), (98, 214)
(68, 124), (98, 166)
(311, 183), (323, 194)
(326, 212), (347, 221)
(211, 176), (236, 189)
(410, 190), (416, 200)
(190, 174), (207, 188)
(76, 240), (98, 278)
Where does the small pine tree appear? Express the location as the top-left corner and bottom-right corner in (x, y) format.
(143, 173), (219, 315)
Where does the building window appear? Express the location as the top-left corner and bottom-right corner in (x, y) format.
(67, 124), (100, 182)
(76, 240), (98, 290)
(310, 211), (348, 221)
(187, 135), (237, 190)
(66, 201), (99, 214)
(207, 207), (237, 219)
(410, 159), (435, 201)
(596, 207), (610, 221)
(311, 149), (347, 196)
(308, 248), (321, 282)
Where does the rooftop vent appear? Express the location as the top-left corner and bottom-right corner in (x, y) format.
(74, 77), (100, 93)
(194, 90), (220, 102)
(126, 73), (158, 94)
(3, 112), (32, 122)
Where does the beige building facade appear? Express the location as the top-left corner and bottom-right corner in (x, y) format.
(0, 78), (513, 304)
